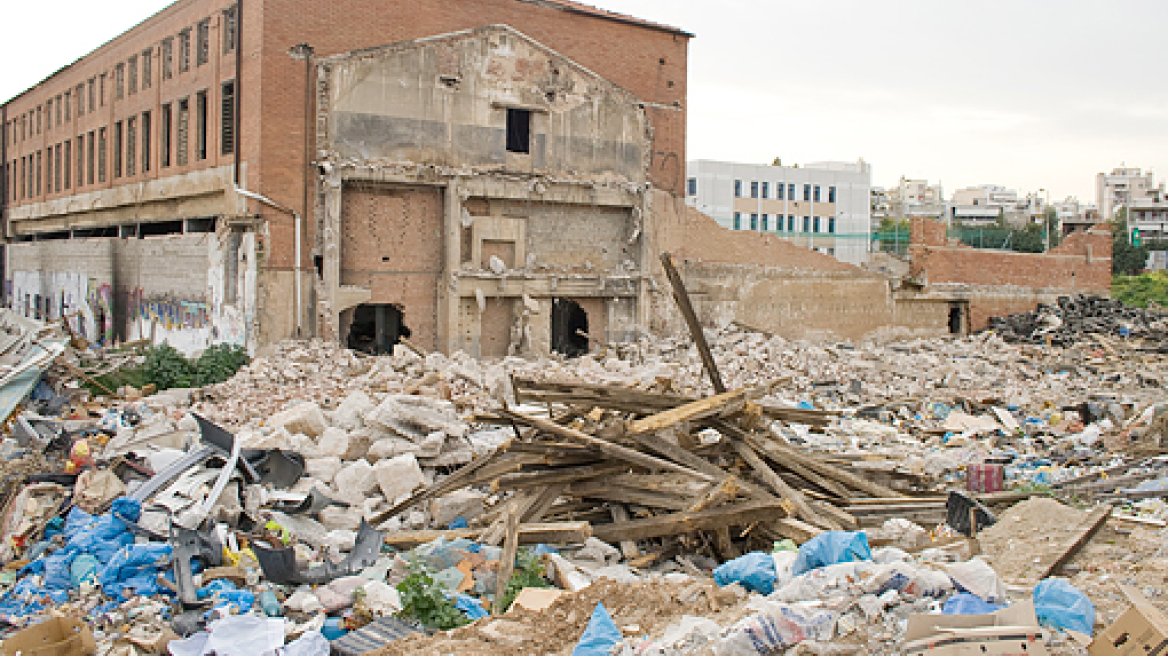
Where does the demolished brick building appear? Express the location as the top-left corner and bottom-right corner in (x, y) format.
(0, 0), (1115, 355)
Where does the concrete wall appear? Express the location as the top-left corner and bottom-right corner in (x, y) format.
(7, 230), (256, 354)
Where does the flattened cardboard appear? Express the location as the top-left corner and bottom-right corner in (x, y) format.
(2, 617), (97, 656)
(904, 600), (1048, 656)
(1089, 585), (1168, 656)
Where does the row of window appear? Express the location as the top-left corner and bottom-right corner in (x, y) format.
(6, 82), (235, 203)
(732, 213), (837, 234)
(3, 5), (236, 150)
(731, 180), (837, 203)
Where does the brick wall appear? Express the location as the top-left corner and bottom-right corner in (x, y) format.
(908, 217), (1113, 329)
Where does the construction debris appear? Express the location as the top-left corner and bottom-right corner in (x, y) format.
(0, 301), (1166, 654)
(988, 294), (1168, 347)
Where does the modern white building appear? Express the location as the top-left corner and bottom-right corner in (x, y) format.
(1096, 166), (1158, 221)
(685, 159), (872, 265)
(1129, 188), (1168, 241)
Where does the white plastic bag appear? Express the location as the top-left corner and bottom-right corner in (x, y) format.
(946, 558), (1007, 604)
(714, 601), (837, 656)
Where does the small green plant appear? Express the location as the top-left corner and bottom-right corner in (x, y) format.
(396, 562), (469, 631)
(192, 344), (249, 387)
(144, 343), (194, 389)
(498, 548), (550, 613)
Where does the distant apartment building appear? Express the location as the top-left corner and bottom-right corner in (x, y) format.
(1053, 197), (1099, 237)
(685, 159), (872, 265)
(873, 176), (945, 229)
(1129, 188), (1168, 241)
(949, 184), (1045, 227)
(1096, 166), (1158, 221)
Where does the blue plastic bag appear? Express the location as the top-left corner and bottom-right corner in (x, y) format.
(453, 593), (488, 620)
(70, 554), (101, 588)
(62, 506), (96, 541)
(714, 552), (778, 595)
(572, 603), (622, 656)
(63, 498), (142, 564)
(942, 593), (1006, 615)
(1034, 578), (1095, 635)
(41, 552), (77, 591)
(791, 531), (872, 577)
(100, 543), (172, 599)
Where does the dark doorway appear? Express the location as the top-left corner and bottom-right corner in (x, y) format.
(948, 303), (964, 335)
(506, 108), (531, 154)
(347, 303), (410, 355)
(551, 298), (589, 357)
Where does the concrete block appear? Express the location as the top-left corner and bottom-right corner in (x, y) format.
(316, 427), (352, 458)
(373, 454), (427, 503)
(268, 402), (328, 438)
(333, 459), (378, 505)
(306, 457), (343, 484)
(334, 390), (376, 430)
(428, 489), (486, 527)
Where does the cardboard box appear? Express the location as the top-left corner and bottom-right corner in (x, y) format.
(903, 600), (1048, 656)
(1, 617), (96, 656)
(1089, 585), (1168, 656)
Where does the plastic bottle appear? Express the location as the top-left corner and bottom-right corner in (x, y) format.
(260, 588), (281, 617)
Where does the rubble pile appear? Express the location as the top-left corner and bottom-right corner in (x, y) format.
(1, 305), (1168, 654)
(988, 293), (1168, 346)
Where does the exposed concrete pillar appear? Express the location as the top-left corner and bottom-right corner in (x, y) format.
(320, 171), (344, 341)
(439, 179), (463, 354)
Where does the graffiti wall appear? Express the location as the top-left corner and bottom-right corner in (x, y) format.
(7, 229), (258, 355)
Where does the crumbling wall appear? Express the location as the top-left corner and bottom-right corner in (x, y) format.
(644, 191), (951, 341)
(7, 231), (256, 353)
(908, 217), (1113, 330)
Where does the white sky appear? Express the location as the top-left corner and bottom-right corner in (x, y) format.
(3, 0), (1165, 202)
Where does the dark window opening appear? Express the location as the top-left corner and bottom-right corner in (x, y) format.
(551, 298), (589, 358)
(139, 220), (184, 237)
(72, 226), (118, 239)
(186, 217), (216, 233)
(948, 304), (965, 335)
(346, 304), (410, 355)
(505, 108), (531, 154)
(120, 224), (139, 238)
(313, 255), (324, 280)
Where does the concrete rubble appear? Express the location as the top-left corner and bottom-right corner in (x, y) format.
(0, 307), (1166, 654)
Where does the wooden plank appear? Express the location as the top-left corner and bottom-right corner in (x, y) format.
(383, 522), (592, 548)
(491, 463), (625, 492)
(809, 500), (858, 530)
(481, 490), (540, 546)
(626, 388), (748, 437)
(1034, 505), (1111, 581)
(660, 252), (726, 393)
(367, 449), (505, 526)
(746, 431), (905, 499)
(493, 509), (520, 614)
(686, 476), (741, 514)
(522, 483), (566, 524)
(731, 439), (835, 529)
(591, 500), (787, 543)
(609, 504), (640, 560)
(771, 517), (824, 543)
(716, 420), (853, 499)
(498, 408), (717, 483)
(566, 482), (694, 511)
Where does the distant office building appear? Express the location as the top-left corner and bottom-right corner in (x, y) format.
(685, 159), (872, 265)
(1096, 166), (1158, 221)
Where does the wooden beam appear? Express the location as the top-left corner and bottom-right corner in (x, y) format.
(367, 449), (506, 525)
(591, 500), (787, 543)
(383, 522), (593, 548)
(731, 439), (835, 529)
(745, 431), (905, 499)
(660, 252), (725, 393)
(491, 463), (626, 492)
(566, 482), (694, 511)
(1034, 505), (1111, 582)
(609, 504), (641, 560)
(493, 509), (520, 614)
(626, 388), (748, 437)
(686, 476), (741, 514)
(498, 408), (717, 483)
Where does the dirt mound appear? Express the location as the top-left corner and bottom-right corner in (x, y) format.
(977, 497), (1089, 584)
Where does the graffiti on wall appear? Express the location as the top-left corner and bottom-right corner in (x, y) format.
(86, 281), (115, 345)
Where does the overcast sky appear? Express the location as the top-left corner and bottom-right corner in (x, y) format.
(3, 0), (1164, 202)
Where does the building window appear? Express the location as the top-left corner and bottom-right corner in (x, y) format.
(814, 185), (821, 202)
(733, 212), (741, 230)
(35, 151), (41, 195)
(55, 95), (62, 126)
(803, 216), (810, 232)
(88, 78), (96, 113)
(162, 38), (173, 79)
(178, 29), (191, 73)
(126, 117), (137, 177)
(761, 182), (769, 199)
(128, 56), (138, 94)
(142, 112), (151, 172)
(803, 184), (811, 201)
(115, 64), (125, 100)
(36, 106), (41, 134)
(761, 214), (769, 231)
(176, 98), (189, 165)
(828, 217), (836, 234)
(776, 182), (785, 200)
(99, 73), (106, 107)
(97, 129), (107, 182)
(76, 136), (84, 188)
(53, 144), (61, 192)
(113, 121), (123, 178)
(687, 177), (696, 196)
(63, 141), (71, 190)
(197, 19), (210, 66)
(45, 100), (52, 131)
(142, 49), (153, 89)
(64, 91), (71, 122)
(750, 181), (758, 198)
(195, 90), (208, 160)
(787, 215), (795, 232)
(750, 213), (758, 230)
(734, 180), (742, 197)
(76, 85), (84, 116)
(788, 184), (795, 200)
(223, 5), (238, 54)
(161, 104), (172, 167)
(221, 81), (235, 155)
(505, 108), (531, 154)
(87, 131), (95, 185)
(828, 186), (836, 203)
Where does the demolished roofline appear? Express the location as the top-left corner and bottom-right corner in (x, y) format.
(516, 0), (693, 37)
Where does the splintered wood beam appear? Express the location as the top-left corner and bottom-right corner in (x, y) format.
(609, 504), (641, 560)
(493, 509), (520, 614)
(731, 439), (838, 530)
(661, 252), (726, 394)
(626, 388), (749, 437)
(498, 408), (717, 483)
(566, 482), (694, 511)
(491, 463), (626, 492)
(591, 500), (787, 543)
(744, 429), (906, 499)
(686, 476), (741, 514)
(1034, 505), (1111, 582)
(522, 483), (567, 524)
(384, 522), (593, 549)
